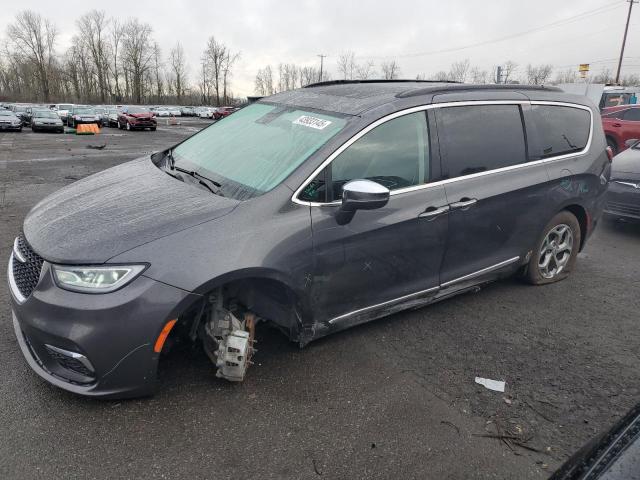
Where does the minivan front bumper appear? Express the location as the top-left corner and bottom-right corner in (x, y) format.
(8, 255), (199, 398)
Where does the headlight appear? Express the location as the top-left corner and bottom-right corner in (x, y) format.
(12, 120), (20, 125)
(52, 264), (147, 293)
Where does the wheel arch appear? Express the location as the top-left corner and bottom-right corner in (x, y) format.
(562, 203), (589, 251)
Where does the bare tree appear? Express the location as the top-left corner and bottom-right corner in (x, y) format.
(553, 69), (578, 84)
(469, 67), (488, 84)
(381, 60), (400, 80)
(152, 42), (164, 102)
(433, 71), (450, 81)
(76, 10), (111, 102)
(592, 67), (614, 84)
(355, 60), (375, 80)
(120, 18), (154, 103)
(621, 73), (640, 86)
(337, 51), (356, 80)
(449, 59), (470, 82)
(202, 37), (238, 105)
(525, 64), (553, 85)
(169, 42), (187, 101)
(255, 65), (276, 96)
(6, 10), (58, 101)
(501, 60), (518, 84)
(109, 19), (125, 101)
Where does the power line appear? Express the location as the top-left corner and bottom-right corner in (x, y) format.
(360, 1), (624, 60)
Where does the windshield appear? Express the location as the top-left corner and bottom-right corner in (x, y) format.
(0, 111), (13, 116)
(171, 103), (347, 200)
(128, 107), (149, 114)
(75, 108), (94, 114)
(58, 104), (73, 110)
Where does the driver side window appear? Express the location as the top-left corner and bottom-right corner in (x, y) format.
(299, 111), (430, 202)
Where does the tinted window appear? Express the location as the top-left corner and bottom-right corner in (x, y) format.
(299, 112), (429, 202)
(530, 105), (590, 158)
(436, 105), (526, 179)
(623, 108), (640, 121)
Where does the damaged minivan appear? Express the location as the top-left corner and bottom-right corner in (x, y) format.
(8, 81), (610, 398)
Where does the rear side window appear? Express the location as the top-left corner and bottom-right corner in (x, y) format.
(529, 105), (590, 159)
(435, 105), (527, 179)
(622, 108), (640, 121)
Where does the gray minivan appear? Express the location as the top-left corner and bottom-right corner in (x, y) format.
(8, 81), (610, 398)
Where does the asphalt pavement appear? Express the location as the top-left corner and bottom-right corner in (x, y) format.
(1, 118), (639, 479)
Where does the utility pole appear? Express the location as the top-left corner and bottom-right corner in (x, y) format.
(615, 0), (637, 84)
(317, 54), (327, 82)
(495, 65), (503, 84)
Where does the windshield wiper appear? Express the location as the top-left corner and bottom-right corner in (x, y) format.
(165, 149), (224, 196)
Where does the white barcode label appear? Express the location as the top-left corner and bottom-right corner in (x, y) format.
(293, 115), (332, 130)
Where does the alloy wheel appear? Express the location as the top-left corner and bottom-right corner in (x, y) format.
(538, 224), (574, 279)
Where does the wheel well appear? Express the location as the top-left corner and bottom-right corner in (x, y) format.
(605, 135), (618, 150)
(563, 204), (588, 250)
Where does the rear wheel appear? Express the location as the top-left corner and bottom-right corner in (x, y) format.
(525, 211), (581, 285)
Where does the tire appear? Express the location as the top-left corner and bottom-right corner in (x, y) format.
(32, 126), (38, 133)
(606, 137), (618, 155)
(525, 211), (581, 285)
(150, 127), (156, 131)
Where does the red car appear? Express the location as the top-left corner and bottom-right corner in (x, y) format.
(601, 105), (640, 154)
(217, 106), (237, 118)
(117, 106), (157, 131)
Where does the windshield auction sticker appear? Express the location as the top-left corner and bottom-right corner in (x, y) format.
(293, 115), (332, 130)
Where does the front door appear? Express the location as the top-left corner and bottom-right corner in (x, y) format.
(299, 111), (449, 327)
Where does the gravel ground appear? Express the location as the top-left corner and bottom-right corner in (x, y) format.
(1, 118), (639, 479)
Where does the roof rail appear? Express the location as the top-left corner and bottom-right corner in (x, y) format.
(304, 79), (461, 88)
(395, 83), (562, 98)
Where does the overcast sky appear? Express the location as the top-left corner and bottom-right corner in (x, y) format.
(2, 0), (639, 97)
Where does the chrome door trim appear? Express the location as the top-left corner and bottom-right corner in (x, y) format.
(328, 285), (439, 325)
(44, 344), (95, 373)
(292, 100), (594, 207)
(440, 256), (521, 288)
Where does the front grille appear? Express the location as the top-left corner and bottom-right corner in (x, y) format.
(44, 346), (94, 378)
(606, 201), (640, 217)
(12, 234), (44, 299)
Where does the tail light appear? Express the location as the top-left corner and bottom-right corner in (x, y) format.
(606, 146), (614, 162)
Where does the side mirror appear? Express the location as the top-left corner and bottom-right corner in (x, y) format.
(625, 138), (640, 148)
(336, 179), (390, 224)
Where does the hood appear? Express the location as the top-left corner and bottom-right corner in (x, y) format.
(23, 157), (239, 264)
(128, 112), (152, 118)
(611, 147), (640, 181)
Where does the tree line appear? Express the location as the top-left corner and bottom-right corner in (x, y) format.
(0, 10), (240, 105)
(255, 51), (640, 95)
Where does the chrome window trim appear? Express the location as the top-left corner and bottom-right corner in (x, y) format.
(292, 100), (594, 207)
(44, 344), (95, 373)
(7, 253), (27, 303)
(13, 237), (26, 263)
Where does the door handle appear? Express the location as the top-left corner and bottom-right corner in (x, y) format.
(419, 205), (450, 220)
(450, 198), (477, 210)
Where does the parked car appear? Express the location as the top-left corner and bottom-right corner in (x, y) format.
(550, 401), (640, 479)
(197, 107), (217, 119)
(151, 107), (170, 117)
(106, 108), (120, 127)
(117, 106), (157, 131)
(7, 82), (609, 398)
(23, 106), (50, 126)
(605, 138), (640, 221)
(10, 104), (29, 125)
(93, 107), (110, 126)
(181, 106), (195, 116)
(602, 105), (640, 154)
(167, 107), (182, 117)
(66, 106), (101, 128)
(53, 104), (74, 121)
(0, 109), (23, 131)
(30, 110), (64, 133)
(217, 106), (237, 117)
